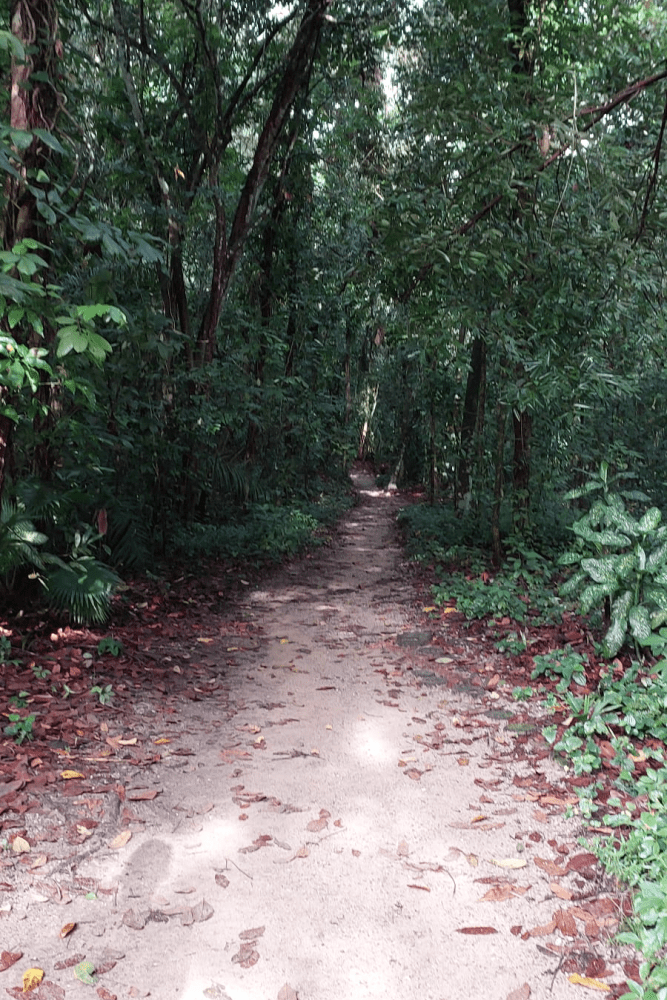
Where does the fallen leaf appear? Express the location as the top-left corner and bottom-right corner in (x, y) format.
(306, 818), (328, 833)
(231, 943), (259, 968)
(192, 899), (214, 923)
(35, 982), (66, 1000)
(534, 857), (567, 877)
(528, 919), (557, 937)
(214, 873), (230, 888)
(408, 884), (430, 891)
(96, 989), (117, 1000)
(53, 954), (86, 970)
(61, 771), (84, 780)
(491, 858), (527, 869)
(239, 926), (265, 941)
(555, 908), (577, 936)
(351, 849), (361, 857)
(126, 789), (159, 801)
(567, 853), (598, 872)
(456, 927), (498, 934)
(22, 968), (44, 993)
(466, 854), (479, 867)
(397, 839), (409, 857)
(277, 985), (299, 1000)
(506, 986), (530, 1000)
(196, 637), (214, 644)
(12, 837), (30, 854)
(74, 960), (97, 985)
(60, 922), (76, 938)
(122, 909), (147, 930)
(29, 855), (48, 869)
(108, 830), (132, 850)
(294, 845), (309, 859)
(479, 886), (517, 902)
(567, 974), (610, 991)
(457, 757), (469, 766)
(76, 826), (94, 839)
(550, 882), (573, 900)
(0, 952), (21, 973)
(405, 768), (422, 780)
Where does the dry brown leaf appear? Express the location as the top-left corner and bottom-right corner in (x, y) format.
(506, 985), (530, 1000)
(53, 954), (86, 971)
(554, 908), (578, 936)
(527, 919), (557, 937)
(231, 943), (259, 969)
(192, 899), (214, 923)
(0, 951), (22, 973)
(306, 818), (327, 833)
(491, 858), (527, 869)
(567, 853), (598, 872)
(12, 836), (30, 854)
(534, 857), (567, 877)
(122, 908), (147, 930)
(550, 882), (573, 900)
(108, 830), (132, 850)
(126, 789), (159, 801)
(239, 926), (265, 941)
(294, 845), (309, 859)
(405, 768), (422, 781)
(60, 922), (76, 938)
(29, 855), (48, 869)
(277, 986), (299, 1000)
(96, 988), (117, 1000)
(407, 884), (430, 891)
(456, 926), (498, 934)
(35, 981), (66, 1000)
(214, 873), (230, 889)
(479, 886), (517, 902)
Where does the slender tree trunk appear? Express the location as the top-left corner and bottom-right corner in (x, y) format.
(512, 407), (532, 532)
(458, 336), (486, 505)
(491, 401), (507, 567)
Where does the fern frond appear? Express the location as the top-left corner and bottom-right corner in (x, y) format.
(45, 556), (121, 624)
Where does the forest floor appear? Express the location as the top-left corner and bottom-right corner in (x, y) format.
(0, 466), (639, 1000)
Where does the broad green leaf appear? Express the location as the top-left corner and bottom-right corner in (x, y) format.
(628, 606), (651, 641)
(647, 542), (667, 571)
(602, 617), (627, 658)
(56, 327), (88, 357)
(579, 582), (611, 614)
(639, 508), (662, 533)
(9, 128), (33, 151)
(581, 556), (619, 585)
(32, 128), (66, 155)
(559, 568), (587, 594)
(610, 589), (634, 622)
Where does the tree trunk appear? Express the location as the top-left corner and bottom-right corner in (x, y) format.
(491, 401), (507, 567)
(512, 407), (532, 533)
(458, 336), (486, 505)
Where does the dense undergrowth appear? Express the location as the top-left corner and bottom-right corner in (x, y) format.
(0, 475), (354, 624)
(398, 472), (667, 1000)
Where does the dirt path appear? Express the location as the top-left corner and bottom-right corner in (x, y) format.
(1, 470), (628, 1000)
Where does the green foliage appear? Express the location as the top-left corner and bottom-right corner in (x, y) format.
(560, 465), (667, 657)
(97, 636), (124, 657)
(0, 635), (19, 667)
(90, 684), (114, 705)
(3, 713), (36, 744)
(0, 499), (47, 585)
(531, 647), (587, 692)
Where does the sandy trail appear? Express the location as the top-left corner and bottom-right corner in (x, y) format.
(3, 469), (621, 1000)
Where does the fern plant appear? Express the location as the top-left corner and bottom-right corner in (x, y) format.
(44, 525), (121, 625)
(0, 499), (47, 586)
